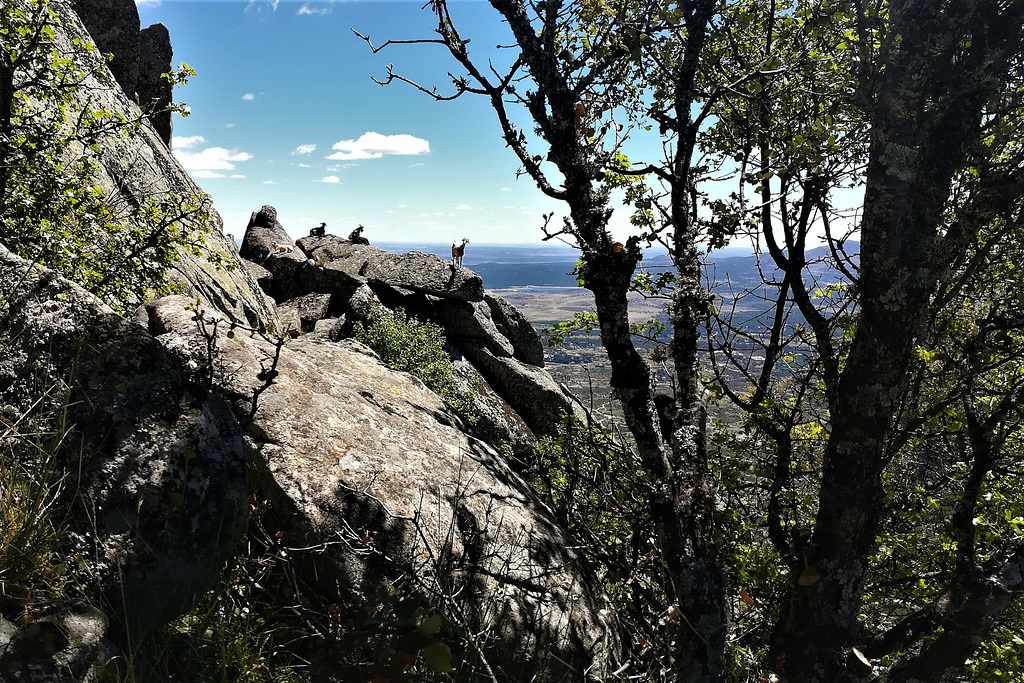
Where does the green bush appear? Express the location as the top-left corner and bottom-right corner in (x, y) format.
(354, 308), (474, 419)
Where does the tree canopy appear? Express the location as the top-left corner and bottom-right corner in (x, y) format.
(362, 0), (1024, 679)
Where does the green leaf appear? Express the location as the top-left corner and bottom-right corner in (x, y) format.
(417, 613), (442, 636)
(422, 642), (454, 673)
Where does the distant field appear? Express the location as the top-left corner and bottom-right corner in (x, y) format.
(488, 287), (670, 327)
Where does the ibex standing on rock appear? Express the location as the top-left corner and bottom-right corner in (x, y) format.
(452, 238), (469, 269)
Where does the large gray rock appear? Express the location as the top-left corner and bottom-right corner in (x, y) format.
(138, 23), (173, 145)
(240, 206), (308, 302)
(448, 345), (537, 461)
(296, 240), (485, 302)
(459, 342), (587, 438)
(72, 0), (141, 100)
(429, 298), (516, 357)
(278, 292), (333, 333)
(295, 233), (357, 263)
(296, 260), (365, 302)
(139, 295), (618, 680)
(486, 292), (545, 367)
(0, 605), (112, 682)
(239, 205), (295, 263)
(0, 247), (248, 651)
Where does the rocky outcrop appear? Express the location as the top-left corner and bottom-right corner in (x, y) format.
(448, 346), (537, 460)
(239, 206), (309, 302)
(295, 234), (359, 264)
(278, 292), (333, 334)
(240, 206), (295, 263)
(240, 206), (581, 439)
(429, 298), (517, 356)
(295, 237), (485, 302)
(138, 23), (173, 145)
(486, 292), (545, 367)
(72, 0), (141, 100)
(460, 342), (587, 437)
(52, 2), (278, 333)
(138, 295), (617, 679)
(0, 246), (248, 676)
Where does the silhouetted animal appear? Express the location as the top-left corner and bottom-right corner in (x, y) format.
(310, 222), (326, 237)
(349, 225), (370, 245)
(452, 238), (469, 269)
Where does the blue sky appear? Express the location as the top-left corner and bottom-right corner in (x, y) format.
(135, 1), (861, 251)
(136, 0), (616, 244)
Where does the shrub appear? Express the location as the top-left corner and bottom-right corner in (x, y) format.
(353, 308), (474, 419)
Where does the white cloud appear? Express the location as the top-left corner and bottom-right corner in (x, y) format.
(320, 176), (340, 183)
(292, 143), (316, 155)
(455, 204), (471, 211)
(327, 132), (430, 160)
(226, 123), (236, 128)
(174, 146), (253, 171)
(244, 0), (279, 15)
(262, 180), (278, 185)
(297, 2), (332, 15)
(501, 187), (511, 191)
(172, 135), (206, 149)
(398, 204), (407, 209)
(241, 93), (255, 101)
(297, 163), (312, 168)
(409, 162), (425, 168)
(190, 170), (245, 180)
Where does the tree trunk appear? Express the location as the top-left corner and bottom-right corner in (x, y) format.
(774, 1), (1023, 678)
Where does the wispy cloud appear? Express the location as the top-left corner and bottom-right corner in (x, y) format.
(244, 0), (278, 17)
(226, 123), (236, 128)
(174, 146), (253, 171)
(241, 93), (255, 101)
(297, 2), (332, 16)
(297, 163), (312, 168)
(192, 170), (245, 180)
(327, 132), (429, 161)
(292, 143), (316, 155)
(455, 204), (471, 211)
(319, 176), (340, 183)
(501, 187), (512, 191)
(262, 180), (278, 185)
(172, 135), (206, 149)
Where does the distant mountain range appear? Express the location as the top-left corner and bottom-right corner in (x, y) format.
(375, 241), (861, 291)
